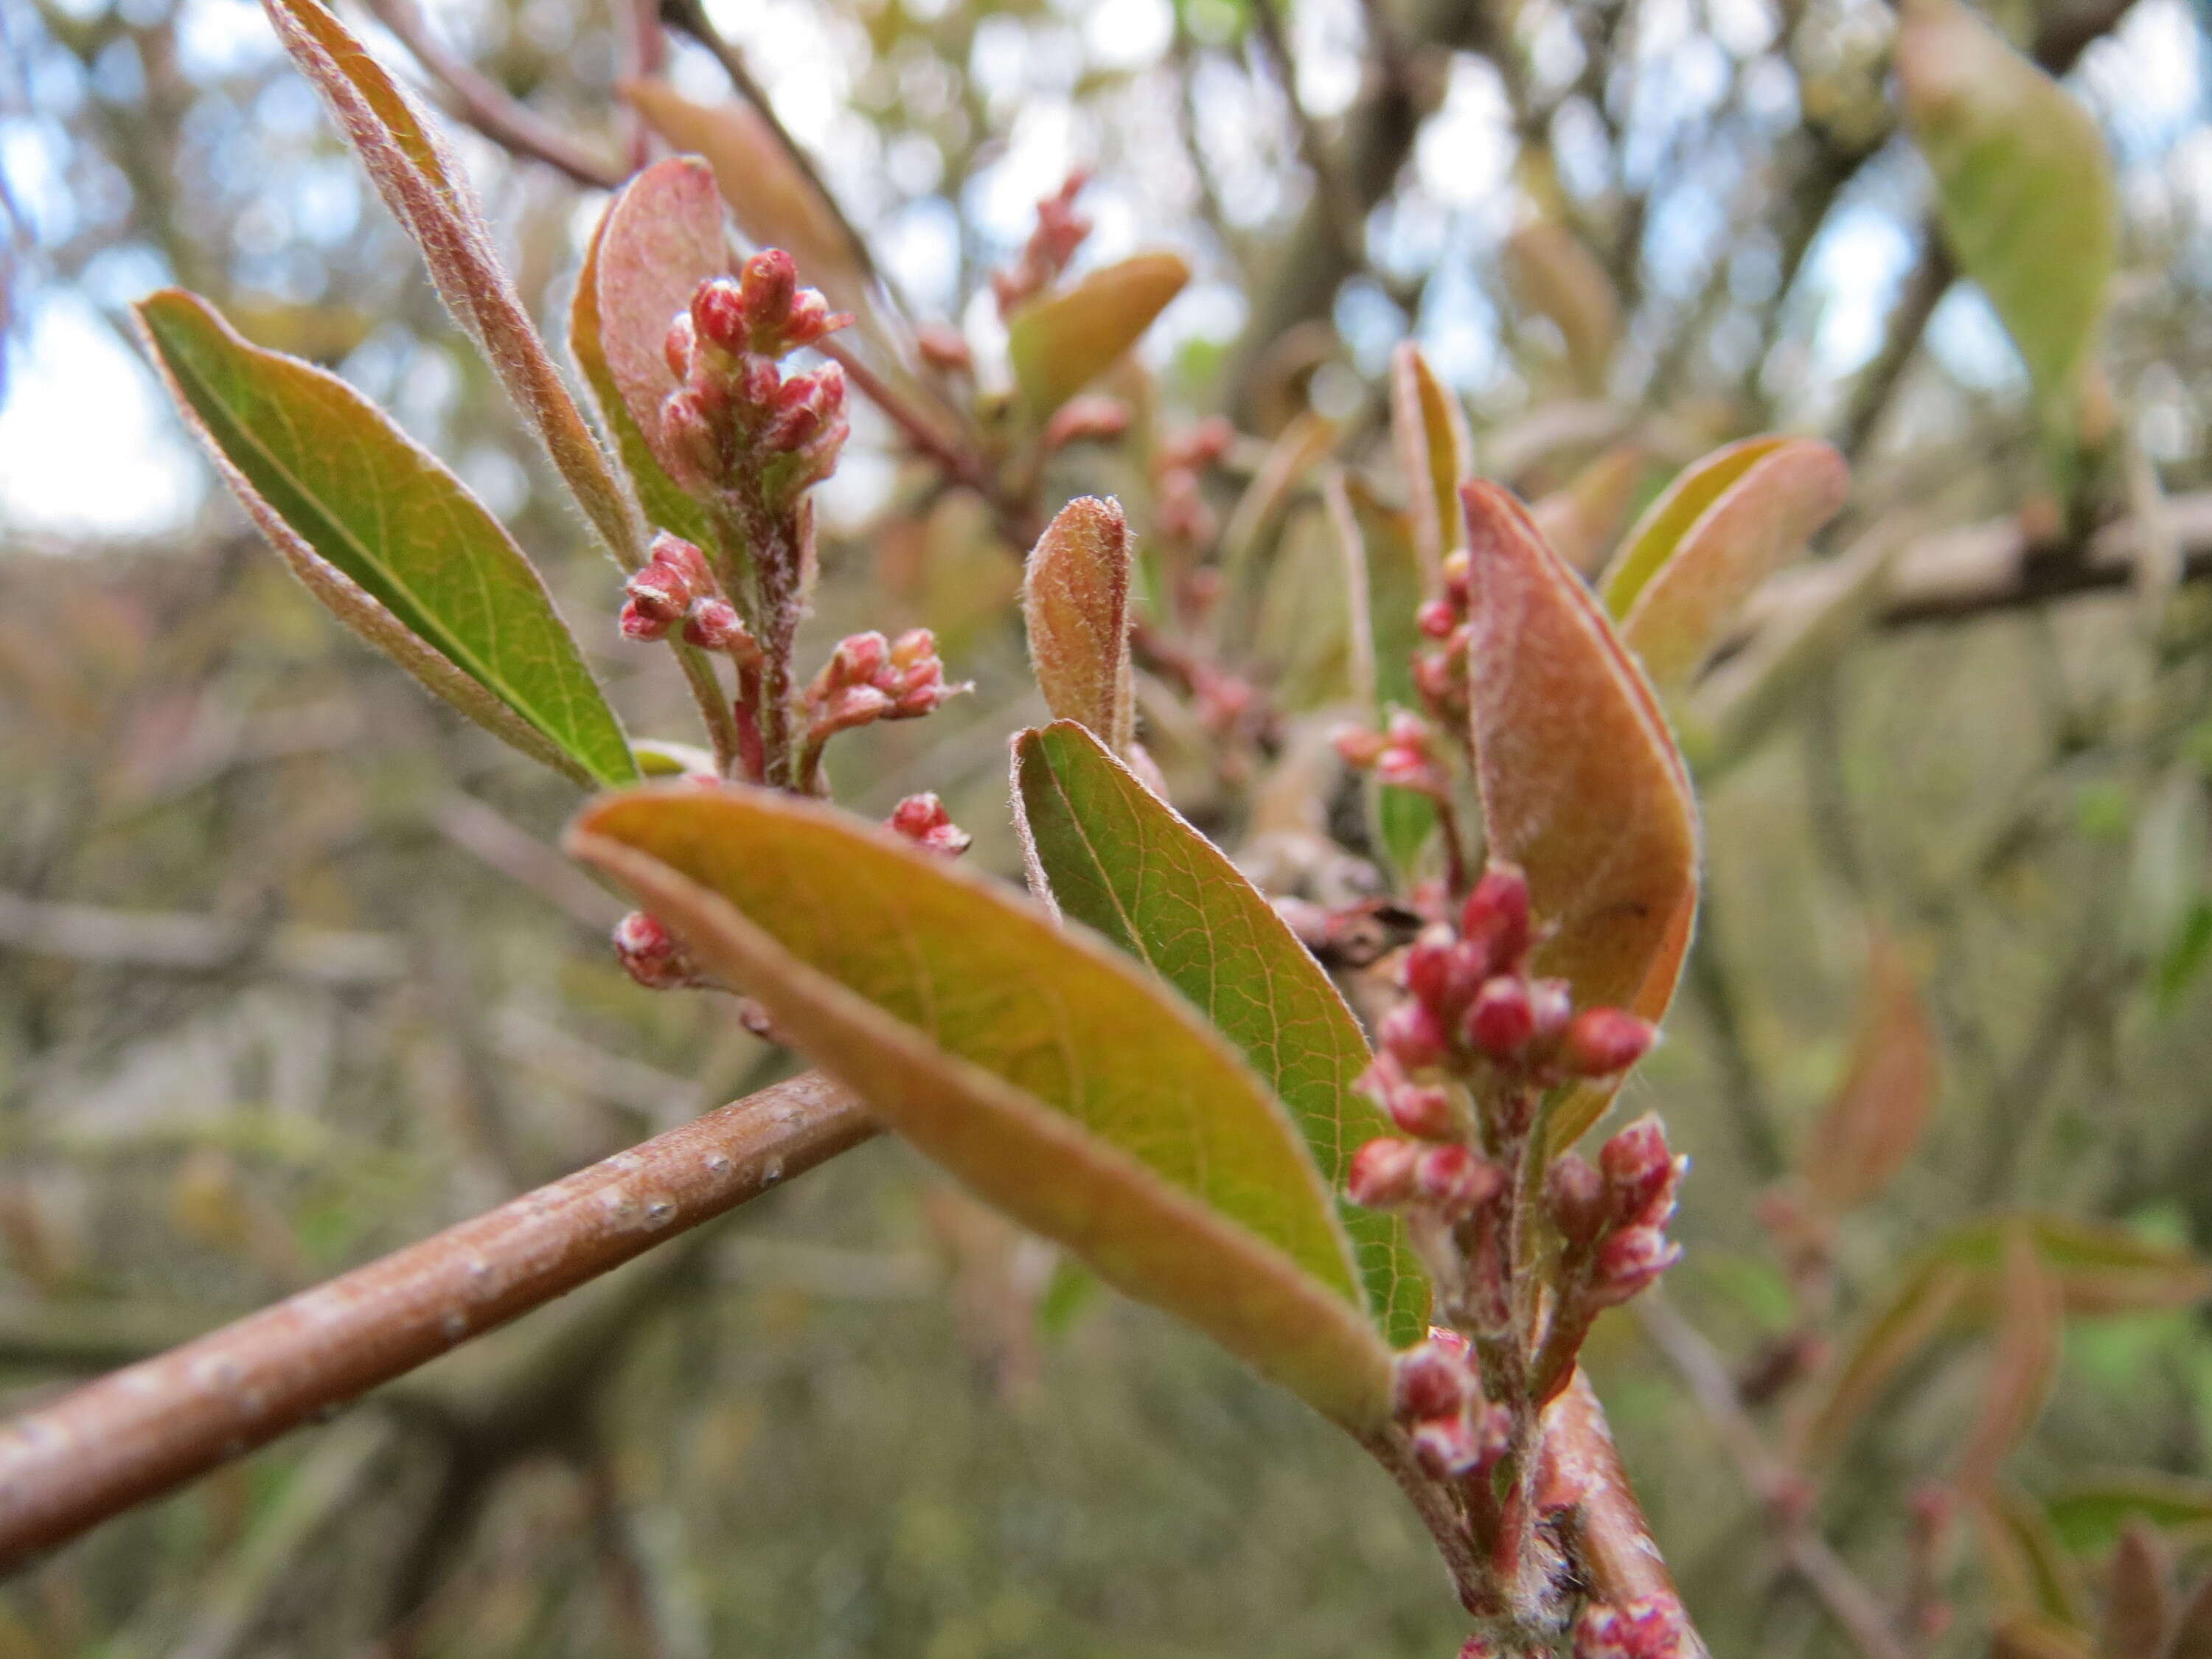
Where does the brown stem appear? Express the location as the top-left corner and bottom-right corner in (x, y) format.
(352, 0), (627, 189)
(0, 1071), (877, 1568)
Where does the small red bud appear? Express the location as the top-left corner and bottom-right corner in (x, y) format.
(1416, 597), (1459, 639)
(619, 597), (672, 641)
(1411, 1414), (1485, 1479)
(612, 911), (703, 991)
(1043, 394), (1131, 451)
(683, 597), (748, 651)
(1441, 549), (1470, 606)
(691, 276), (749, 354)
(916, 323), (973, 374)
(1391, 1340), (1472, 1422)
(1562, 1008), (1658, 1078)
(1464, 975), (1537, 1060)
(1545, 1152), (1607, 1249)
(1527, 977), (1574, 1047)
(1334, 725), (1388, 768)
(1346, 1138), (1422, 1208)
(663, 313), (697, 380)
(1573, 1596), (1689, 1659)
(1386, 1080), (1457, 1141)
(1379, 1000), (1450, 1071)
(1600, 1114), (1679, 1226)
(1459, 864), (1532, 975)
(887, 793), (972, 858)
(1589, 1225), (1682, 1307)
(1413, 1144), (1502, 1217)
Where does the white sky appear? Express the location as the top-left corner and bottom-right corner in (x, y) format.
(0, 0), (2202, 541)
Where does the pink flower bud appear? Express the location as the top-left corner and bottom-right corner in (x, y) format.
(1573, 1596), (1689, 1659)
(1043, 394), (1131, 451)
(1464, 975), (1537, 1060)
(1379, 1000), (1449, 1072)
(1386, 1080), (1456, 1141)
(1599, 1115), (1679, 1226)
(1411, 1414), (1485, 1478)
(1391, 1340), (1472, 1423)
(663, 313), (698, 380)
(1346, 1138), (1422, 1208)
(648, 532), (710, 589)
(1413, 1144), (1502, 1217)
(1528, 977), (1574, 1047)
(1417, 598), (1459, 640)
(612, 911), (703, 991)
(1441, 549), (1470, 607)
(619, 597), (672, 641)
(690, 276), (749, 355)
(916, 323), (973, 374)
(1460, 864), (1532, 977)
(739, 248), (797, 327)
(1563, 1009), (1658, 1078)
(1545, 1153), (1607, 1249)
(887, 793), (972, 858)
(1334, 725), (1388, 768)
(1589, 1225), (1682, 1307)
(1401, 925), (1459, 1011)
(682, 597), (749, 652)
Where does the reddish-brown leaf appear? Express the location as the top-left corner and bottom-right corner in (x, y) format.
(1801, 931), (1940, 1214)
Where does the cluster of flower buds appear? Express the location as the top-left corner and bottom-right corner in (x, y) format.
(1154, 416), (1234, 557)
(1391, 1331), (1514, 1480)
(1411, 548), (1472, 728)
(1573, 1595), (1691, 1659)
(1336, 709), (1452, 800)
(887, 793), (971, 858)
(612, 911), (714, 992)
(618, 532), (759, 659)
(661, 250), (853, 507)
(992, 170), (1092, 314)
(1544, 1114), (1686, 1310)
(803, 628), (970, 746)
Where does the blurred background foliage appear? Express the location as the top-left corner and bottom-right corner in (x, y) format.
(6, 0), (2212, 1652)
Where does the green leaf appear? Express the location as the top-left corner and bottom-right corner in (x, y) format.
(1006, 252), (1189, 418)
(1897, 0), (2117, 406)
(1460, 484), (1700, 1149)
(1388, 342), (1470, 578)
(1607, 437), (1850, 693)
(1011, 720), (1429, 1347)
(1973, 1485), (2090, 1626)
(139, 290), (636, 789)
(2046, 1472), (2212, 1556)
(568, 785), (1392, 1431)
(260, 0), (641, 568)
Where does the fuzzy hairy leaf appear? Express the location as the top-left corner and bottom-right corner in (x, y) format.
(1006, 252), (1189, 417)
(1460, 482), (1700, 1148)
(139, 290), (636, 789)
(1607, 438), (1849, 692)
(594, 157), (732, 515)
(260, 0), (640, 566)
(1011, 720), (1429, 1346)
(1897, 0), (2116, 405)
(1022, 498), (1134, 752)
(568, 786), (1392, 1430)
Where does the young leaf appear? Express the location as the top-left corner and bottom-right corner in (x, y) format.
(1801, 931), (1939, 1214)
(1938, 1215), (2212, 1317)
(1021, 498), (1134, 754)
(1530, 442), (1645, 577)
(1326, 473), (1434, 877)
(1459, 482), (1700, 1148)
(1897, 0), (2117, 408)
(1503, 220), (1621, 394)
(138, 290), (636, 790)
(1993, 1615), (2100, 1659)
(1006, 252), (1189, 418)
(2047, 1472), (2212, 1557)
(1010, 720), (1429, 1346)
(1389, 342), (1470, 579)
(1601, 437), (1794, 619)
(571, 195), (714, 557)
(1611, 438), (1850, 693)
(260, 0), (641, 568)
(593, 157), (733, 512)
(568, 786), (1393, 1430)
(620, 80), (867, 328)
(2099, 1522), (2172, 1659)
(1955, 1226), (2062, 1495)
(1975, 1486), (2092, 1626)
(2169, 1573), (2212, 1659)
(1792, 1254), (1975, 1470)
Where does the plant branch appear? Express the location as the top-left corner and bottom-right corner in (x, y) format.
(1243, 0), (1364, 268)
(352, 0), (627, 189)
(0, 1070), (876, 1569)
(1634, 1294), (1910, 1659)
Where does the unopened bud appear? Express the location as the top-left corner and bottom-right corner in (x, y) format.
(916, 323), (973, 374)
(1335, 725), (1388, 768)
(1599, 1115), (1679, 1227)
(1545, 1153), (1607, 1249)
(1563, 1009), (1658, 1078)
(690, 276), (750, 355)
(1402, 926), (1462, 1015)
(612, 911), (702, 992)
(683, 597), (748, 652)
(1465, 975), (1537, 1060)
(1573, 1596), (1689, 1659)
(1528, 977), (1574, 1047)
(1413, 1144), (1502, 1217)
(1380, 1000), (1449, 1071)
(1043, 394), (1131, 451)
(1387, 1079), (1457, 1141)
(1391, 1339), (1472, 1422)
(1417, 597), (1460, 639)
(1460, 865), (1532, 976)
(1347, 1137), (1422, 1208)
(887, 793), (972, 858)
(1589, 1225), (1682, 1307)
